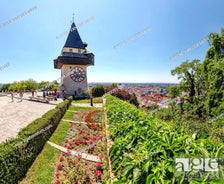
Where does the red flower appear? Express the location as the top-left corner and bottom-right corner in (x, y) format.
(57, 163), (63, 171)
(94, 170), (102, 177)
(59, 156), (64, 162)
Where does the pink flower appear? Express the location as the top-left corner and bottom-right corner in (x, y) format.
(99, 135), (103, 140)
(55, 172), (60, 178)
(54, 180), (61, 184)
(96, 162), (102, 168)
(63, 149), (71, 155)
(99, 155), (104, 161)
(77, 153), (82, 161)
(66, 144), (71, 149)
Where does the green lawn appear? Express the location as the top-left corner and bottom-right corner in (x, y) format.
(73, 97), (103, 103)
(68, 105), (101, 111)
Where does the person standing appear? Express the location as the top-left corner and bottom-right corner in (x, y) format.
(43, 90), (46, 99)
(62, 90), (66, 101)
(19, 91), (23, 101)
(10, 92), (14, 102)
(90, 94), (93, 106)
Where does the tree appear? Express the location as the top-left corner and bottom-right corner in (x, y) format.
(171, 59), (201, 104)
(202, 29), (224, 116)
(0, 83), (11, 92)
(91, 84), (105, 97)
(170, 28), (224, 120)
(168, 85), (180, 99)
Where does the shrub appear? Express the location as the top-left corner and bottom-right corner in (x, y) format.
(91, 84), (105, 97)
(0, 97), (72, 184)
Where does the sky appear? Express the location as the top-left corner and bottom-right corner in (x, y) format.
(0, 0), (223, 84)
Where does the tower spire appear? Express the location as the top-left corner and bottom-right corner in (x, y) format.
(72, 13), (74, 23)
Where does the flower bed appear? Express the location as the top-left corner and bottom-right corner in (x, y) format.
(53, 108), (105, 184)
(85, 110), (102, 131)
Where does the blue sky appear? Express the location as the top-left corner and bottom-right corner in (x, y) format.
(0, 0), (223, 84)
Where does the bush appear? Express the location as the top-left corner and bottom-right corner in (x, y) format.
(111, 89), (139, 107)
(0, 97), (72, 184)
(105, 95), (224, 183)
(91, 84), (105, 97)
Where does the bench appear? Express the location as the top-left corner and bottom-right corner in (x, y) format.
(29, 96), (49, 103)
(46, 96), (55, 101)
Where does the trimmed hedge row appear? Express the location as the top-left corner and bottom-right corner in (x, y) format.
(0, 97), (72, 184)
(105, 95), (224, 183)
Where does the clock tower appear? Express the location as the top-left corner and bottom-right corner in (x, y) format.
(54, 19), (94, 97)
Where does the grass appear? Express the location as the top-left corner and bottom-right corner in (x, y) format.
(68, 105), (101, 111)
(73, 97), (103, 103)
(19, 116), (71, 184)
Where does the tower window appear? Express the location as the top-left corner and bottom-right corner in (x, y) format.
(69, 48), (73, 53)
(78, 49), (81, 53)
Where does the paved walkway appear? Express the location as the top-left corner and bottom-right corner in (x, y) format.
(0, 93), (62, 143)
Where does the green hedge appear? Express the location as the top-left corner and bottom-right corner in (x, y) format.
(0, 97), (72, 184)
(106, 95), (224, 183)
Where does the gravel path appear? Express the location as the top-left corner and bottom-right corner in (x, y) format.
(0, 93), (62, 143)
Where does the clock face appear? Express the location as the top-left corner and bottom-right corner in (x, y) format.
(70, 66), (86, 82)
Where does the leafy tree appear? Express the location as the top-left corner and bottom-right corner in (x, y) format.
(91, 84), (105, 97)
(171, 59), (201, 104)
(202, 30), (224, 117)
(168, 85), (180, 99)
(166, 28), (224, 138)
(9, 79), (38, 91)
(0, 83), (11, 92)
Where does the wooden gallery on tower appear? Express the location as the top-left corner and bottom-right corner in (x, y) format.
(53, 19), (94, 97)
